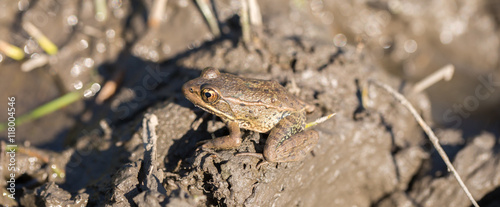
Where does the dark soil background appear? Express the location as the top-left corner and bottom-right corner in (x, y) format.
(0, 0), (500, 206)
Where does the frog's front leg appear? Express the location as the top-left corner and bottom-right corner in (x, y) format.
(201, 121), (242, 149)
(263, 112), (319, 162)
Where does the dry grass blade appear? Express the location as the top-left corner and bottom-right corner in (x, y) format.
(369, 80), (479, 207)
(412, 64), (455, 94)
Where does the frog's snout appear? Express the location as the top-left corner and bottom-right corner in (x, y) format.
(182, 83), (194, 96)
(182, 81), (201, 103)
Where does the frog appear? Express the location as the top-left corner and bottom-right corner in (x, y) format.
(182, 67), (319, 162)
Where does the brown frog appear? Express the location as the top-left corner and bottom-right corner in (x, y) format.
(182, 67), (319, 162)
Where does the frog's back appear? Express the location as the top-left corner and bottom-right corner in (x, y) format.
(216, 73), (307, 133)
(219, 73), (307, 111)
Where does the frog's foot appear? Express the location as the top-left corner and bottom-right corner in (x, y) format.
(200, 135), (242, 150)
(198, 121), (242, 150)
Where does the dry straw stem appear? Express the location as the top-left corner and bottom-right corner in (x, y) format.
(247, 0), (262, 26)
(195, 0), (220, 36)
(412, 64), (455, 94)
(240, 0), (251, 45)
(22, 22), (58, 55)
(369, 80), (479, 207)
(148, 0), (168, 28)
(0, 39), (25, 60)
(21, 54), (49, 72)
(305, 113), (336, 129)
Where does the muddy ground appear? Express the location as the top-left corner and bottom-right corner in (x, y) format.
(1, 0), (500, 206)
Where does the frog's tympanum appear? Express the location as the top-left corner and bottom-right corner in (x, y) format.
(182, 67), (318, 162)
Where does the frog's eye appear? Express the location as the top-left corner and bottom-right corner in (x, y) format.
(201, 88), (219, 103)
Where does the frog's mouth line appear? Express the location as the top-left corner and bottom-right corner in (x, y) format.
(194, 103), (234, 121)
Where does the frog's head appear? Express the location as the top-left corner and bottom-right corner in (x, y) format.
(183, 67), (235, 121)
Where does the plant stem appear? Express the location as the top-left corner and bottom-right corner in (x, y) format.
(0, 91), (81, 132)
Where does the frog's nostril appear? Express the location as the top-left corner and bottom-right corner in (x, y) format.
(189, 87), (194, 93)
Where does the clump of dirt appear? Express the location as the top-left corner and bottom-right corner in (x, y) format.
(20, 182), (88, 206)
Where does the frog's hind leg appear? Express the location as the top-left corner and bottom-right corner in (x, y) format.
(263, 112), (319, 162)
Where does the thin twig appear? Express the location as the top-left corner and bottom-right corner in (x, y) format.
(412, 64), (455, 94)
(369, 80), (479, 207)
